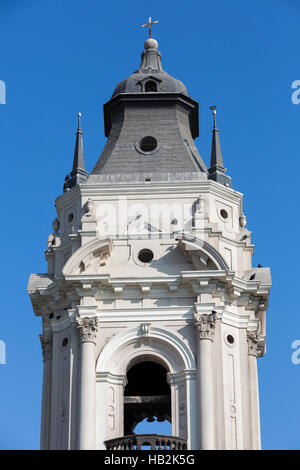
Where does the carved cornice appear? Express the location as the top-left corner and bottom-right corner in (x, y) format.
(40, 333), (53, 362)
(78, 179), (243, 203)
(193, 313), (217, 341)
(76, 317), (99, 344)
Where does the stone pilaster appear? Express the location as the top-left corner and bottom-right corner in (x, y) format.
(39, 332), (53, 449)
(247, 331), (261, 449)
(194, 313), (217, 450)
(76, 317), (99, 450)
(40, 333), (53, 362)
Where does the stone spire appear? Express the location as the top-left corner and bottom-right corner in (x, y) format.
(208, 107), (232, 188)
(64, 113), (87, 191)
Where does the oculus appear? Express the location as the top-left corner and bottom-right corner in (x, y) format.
(138, 249), (154, 263)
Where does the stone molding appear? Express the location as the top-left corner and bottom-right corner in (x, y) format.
(167, 369), (197, 385)
(194, 313), (217, 342)
(96, 326), (196, 374)
(96, 371), (127, 386)
(40, 333), (53, 362)
(76, 317), (99, 344)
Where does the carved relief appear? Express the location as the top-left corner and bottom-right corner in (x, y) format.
(140, 322), (151, 338)
(247, 331), (261, 357)
(108, 414), (115, 432)
(194, 313), (217, 341)
(40, 333), (53, 362)
(77, 247), (110, 274)
(76, 317), (99, 344)
(108, 386), (115, 431)
(178, 384), (186, 435)
(137, 322), (152, 346)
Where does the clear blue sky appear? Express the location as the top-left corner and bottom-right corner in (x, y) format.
(0, 0), (299, 450)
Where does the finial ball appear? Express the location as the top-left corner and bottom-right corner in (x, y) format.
(144, 38), (158, 50)
(78, 112), (82, 117)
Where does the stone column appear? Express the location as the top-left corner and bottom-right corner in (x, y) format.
(76, 317), (99, 450)
(40, 332), (53, 450)
(247, 331), (262, 450)
(194, 313), (217, 450)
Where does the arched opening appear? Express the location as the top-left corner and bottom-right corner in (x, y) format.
(145, 80), (157, 92)
(124, 361), (171, 436)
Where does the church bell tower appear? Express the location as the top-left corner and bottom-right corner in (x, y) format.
(28, 25), (271, 450)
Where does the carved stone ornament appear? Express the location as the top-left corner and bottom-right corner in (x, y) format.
(140, 322), (151, 338)
(239, 213), (247, 228)
(85, 199), (94, 217)
(40, 333), (53, 362)
(47, 218), (61, 249)
(247, 331), (260, 357)
(76, 317), (99, 344)
(194, 313), (217, 341)
(52, 217), (60, 233)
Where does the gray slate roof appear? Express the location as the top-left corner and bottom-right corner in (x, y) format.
(88, 40), (207, 184)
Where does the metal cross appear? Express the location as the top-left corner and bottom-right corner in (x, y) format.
(141, 17), (159, 39)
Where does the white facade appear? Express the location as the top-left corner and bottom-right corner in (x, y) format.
(28, 38), (271, 451)
(28, 179), (271, 450)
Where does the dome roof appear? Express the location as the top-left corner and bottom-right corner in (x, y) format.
(112, 39), (189, 97)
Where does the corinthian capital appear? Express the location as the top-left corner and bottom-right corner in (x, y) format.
(194, 313), (217, 341)
(247, 331), (260, 357)
(76, 317), (99, 344)
(40, 333), (53, 362)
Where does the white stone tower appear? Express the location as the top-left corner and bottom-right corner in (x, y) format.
(28, 33), (271, 450)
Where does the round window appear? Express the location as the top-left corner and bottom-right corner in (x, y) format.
(139, 136), (157, 153)
(138, 249), (154, 263)
(227, 334), (234, 344)
(220, 209), (228, 220)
